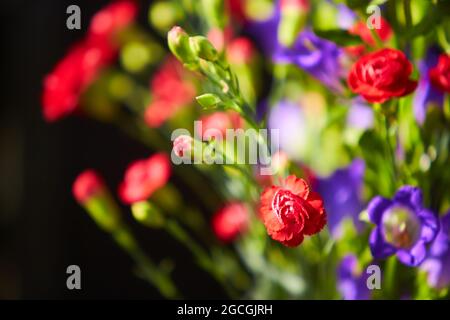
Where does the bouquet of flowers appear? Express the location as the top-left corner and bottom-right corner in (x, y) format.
(42, 0), (450, 299)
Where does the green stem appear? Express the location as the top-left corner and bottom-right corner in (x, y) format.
(112, 227), (180, 298)
(403, 0), (412, 33)
(384, 256), (398, 299)
(165, 219), (239, 298)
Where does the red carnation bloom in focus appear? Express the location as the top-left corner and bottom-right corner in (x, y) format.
(198, 111), (243, 140)
(212, 202), (249, 242)
(42, 0), (137, 122)
(259, 175), (326, 247)
(73, 170), (105, 204)
(119, 153), (171, 204)
(348, 48), (417, 103)
(145, 58), (196, 127)
(429, 54), (450, 93)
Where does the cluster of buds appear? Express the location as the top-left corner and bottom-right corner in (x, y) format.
(167, 26), (259, 122)
(168, 26), (219, 68)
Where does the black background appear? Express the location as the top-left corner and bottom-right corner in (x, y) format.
(0, 0), (226, 299)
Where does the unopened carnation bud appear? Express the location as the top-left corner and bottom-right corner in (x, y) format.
(196, 93), (222, 109)
(72, 170), (121, 232)
(226, 37), (255, 64)
(131, 201), (165, 228)
(189, 36), (219, 61)
(278, 0), (309, 47)
(173, 135), (194, 158)
(167, 26), (196, 64)
(73, 170), (105, 204)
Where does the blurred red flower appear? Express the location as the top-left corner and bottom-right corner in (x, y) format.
(198, 111), (243, 140)
(118, 153), (171, 204)
(351, 18), (392, 46)
(429, 54), (450, 93)
(226, 37), (255, 65)
(89, 0), (138, 40)
(144, 58), (196, 127)
(259, 175), (326, 247)
(73, 169), (106, 204)
(212, 202), (249, 242)
(42, 0), (138, 122)
(348, 48), (417, 103)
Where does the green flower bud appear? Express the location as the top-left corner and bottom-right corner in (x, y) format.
(132, 201), (165, 228)
(167, 26), (196, 63)
(196, 93), (222, 109)
(189, 36), (219, 62)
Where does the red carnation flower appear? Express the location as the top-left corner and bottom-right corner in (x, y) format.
(198, 111), (243, 140)
(144, 58), (196, 128)
(118, 153), (171, 204)
(89, 0), (138, 40)
(348, 48), (417, 103)
(212, 202), (249, 242)
(259, 175), (326, 247)
(41, 0), (137, 122)
(73, 170), (105, 204)
(429, 54), (450, 93)
(226, 37), (255, 65)
(346, 17), (392, 57)
(350, 17), (392, 47)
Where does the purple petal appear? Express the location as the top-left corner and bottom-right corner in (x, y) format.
(396, 241), (426, 266)
(421, 258), (443, 288)
(419, 209), (439, 243)
(393, 186), (423, 212)
(369, 228), (396, 259)
(367, 196), (392, 225)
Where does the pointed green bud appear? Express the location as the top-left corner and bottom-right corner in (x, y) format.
(167, 26), (196, 63)
(189, 36), (219, 61)
(196, 93), (222, 109)
(131, 201), (165, 228)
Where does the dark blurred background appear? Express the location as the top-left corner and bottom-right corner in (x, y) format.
(0, 0), (226, 299)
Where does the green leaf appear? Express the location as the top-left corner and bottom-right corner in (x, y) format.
(313, 28), (363, 46)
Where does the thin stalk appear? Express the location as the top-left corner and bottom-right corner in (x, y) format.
(112, 227), (180, 298)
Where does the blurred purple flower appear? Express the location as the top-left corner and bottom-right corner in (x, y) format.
(245, 2), (280, 57)
(421, 211), (450, 289)
(367, 186), (439, 266)
(414, 48), (444, 125)
(268, 100), (307, 159)
(274, 30), (345, 92)
(336, 4), (357, 29)
(316, 159), (365, 238)
(347, 98), (374, 130)
(337, 255), (370, 300)
(245, 2), (344, 91)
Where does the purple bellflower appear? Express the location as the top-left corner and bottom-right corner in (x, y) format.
(367, 186), (439, 266)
